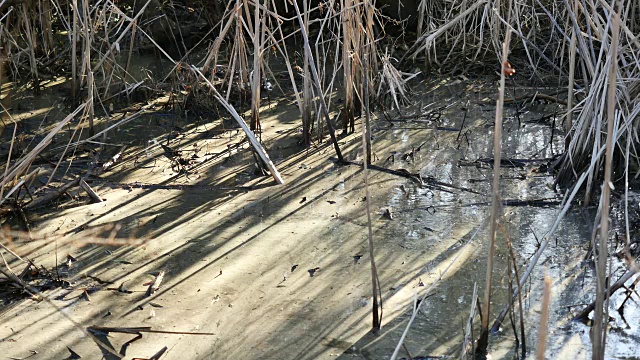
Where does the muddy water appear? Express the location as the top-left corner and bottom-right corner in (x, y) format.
(341, 78), (640, 359)
(2, 56), (638, 359)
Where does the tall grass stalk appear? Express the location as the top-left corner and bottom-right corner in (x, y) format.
(82, 0), (94, 136)
(201, 2), (235, 76)
(302, 0), (313, 144)
(21, 4), (38, 93)
(71, 0), (78, 100)
(249, 0), (266, 131)
(193, 66), (284, 185)
(477, 29), (512, 357)
(592, 9), (621, 359)
(361, 21), (380, 332)
(565, 0), (578, 141)
(341, 0), (356, 134)
(40, 0), (53, 55)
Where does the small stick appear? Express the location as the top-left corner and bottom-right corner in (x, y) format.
(145, 270), (165, 297)
(79, 179), (103, 203)
(88, 325), (214, 336)
(456, 102), (469, 143)
(402, 343), (413, 360)
(509, 239), (527, 356)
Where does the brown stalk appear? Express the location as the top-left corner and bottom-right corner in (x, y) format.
(477, 29), (512, 358)
(592, 9), (621, 359)
(301, 0), (312, 145)
(361, 27), (380, 332)
(21, 3), (39, 93)
(535, 275), (552, 359)
(124, 18), (138, 95)
(341, 0), (355, 134)
(82, 0), (94, 136)
(249, 0), (266, 131)
(565, 0), (578, 143)
(71, 0), (78, 101)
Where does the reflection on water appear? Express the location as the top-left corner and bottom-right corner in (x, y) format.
(350, 78), (639, 359)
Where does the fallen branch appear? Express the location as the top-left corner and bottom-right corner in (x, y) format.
(191, 66), (284, 185)
(101, 181), (252, 192)
(24, 178), (81, 210)
(79, 179), (103, 203)
(457, 198), (560, 207)
(572, 269), (638, 323)
(504, 92), (568, 106)
(88, 326), (215, 336)
(361, 162), (482, 195)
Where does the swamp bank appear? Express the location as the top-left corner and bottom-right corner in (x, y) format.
(1, 1), (639, 359)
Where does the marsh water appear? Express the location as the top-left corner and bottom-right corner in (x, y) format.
(1, 55), (638, 359)
(335, 77), (640, 359)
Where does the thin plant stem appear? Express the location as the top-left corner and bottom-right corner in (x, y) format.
(362, 29), (380, 332)
(477, 29), (512, 357)
(536, 275), (552, 359)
